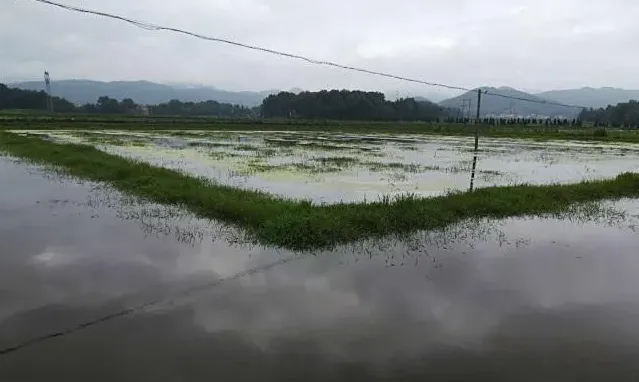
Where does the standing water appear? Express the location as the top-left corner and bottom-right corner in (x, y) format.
(2, 156), (639, 380)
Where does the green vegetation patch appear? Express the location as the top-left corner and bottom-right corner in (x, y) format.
(362, 161), (454, 174)
(4, 115), (639, 145)
(2, 131), (639, 251)
(297, 142), (349, 151)
(208, 151), (243, 160)
(241, 160), (343, 175)
(255, 148), (279, 157)
(85, 136), (149, 147)
(234, 144), (262, 152)
(187, 141), (235, 149)
(264, 138), (300, 147)
(312, 156), (361, 166)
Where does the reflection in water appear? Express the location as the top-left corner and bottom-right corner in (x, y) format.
(2, 157), (639, 380)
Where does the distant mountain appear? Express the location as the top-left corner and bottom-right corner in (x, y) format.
(535, 87), (639, 109)
(288, 88), (305, 94)
(10, 80), (274, 107)
(439, 86), (580, 118)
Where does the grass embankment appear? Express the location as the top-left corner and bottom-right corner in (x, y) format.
(2, 131), (639, 250)
(2, 114), (639, 143)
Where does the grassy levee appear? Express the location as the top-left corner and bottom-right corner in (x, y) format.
(2, 131), (639, 250)
(2, 114), (639, 143)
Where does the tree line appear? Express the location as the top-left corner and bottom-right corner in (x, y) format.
(0, 83), (255, 118)
(1, 85), (451, 121)
(150, 99), (257, 117)
(261, 90), (452, 121)
(0, 83), (76, 112)
(3, 82), (639, 127)
(444, 116), (583, 127)
(79, 96), (258, 118)
(579, 100), (639, 128)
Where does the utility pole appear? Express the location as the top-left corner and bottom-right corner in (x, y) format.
(469, 89), (482, 192)
(460, 98), (472, 123)
(44, 71), (54, 113)
(460, 99), (469, 121)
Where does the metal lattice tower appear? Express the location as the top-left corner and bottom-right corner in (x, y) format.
(44, 71), (54, 113)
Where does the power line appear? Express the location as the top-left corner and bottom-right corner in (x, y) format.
(25, 0), (589, 111)
(0, 0), (593, 358)
(27, 0), (468, 92)
(0, 256), (299, 357)
(482, 89), (584, 109)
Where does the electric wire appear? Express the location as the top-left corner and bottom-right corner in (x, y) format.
(27, 0), (589, 110)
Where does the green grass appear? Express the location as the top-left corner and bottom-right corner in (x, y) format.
(312, 156), (361, 166)
(364, 162), (424, 173)
(235, 144), (261, 151)
(208, 151), (242, 160)
(297, 142), (348, 151)
(361, 161), (476, 174)
(84, 136), (149, 147)
(3, 114), (639, 144)
(264, 138), (300, 147)
(2, 131), (639, 251)
(187, 141), (235, 148)
(242, 160), (343, 175)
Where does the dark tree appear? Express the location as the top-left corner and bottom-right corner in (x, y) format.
(579, 100), (639, 128)
(149, 99), (255, 118)
(261, 90), (453, 121)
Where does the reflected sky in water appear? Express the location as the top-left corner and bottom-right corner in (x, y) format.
(2, 157), (639, 381)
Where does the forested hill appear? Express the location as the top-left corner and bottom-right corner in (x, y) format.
(11, 80), (272, 107)
(440, 87), (579, 118)
(0, 83), (77, 112)
(0, 83), (256, 117)
(6, 83), (452, 120)
(538, 87), (639, 109)
(579, 100), (639, 127)
(261, 90), (452, 121)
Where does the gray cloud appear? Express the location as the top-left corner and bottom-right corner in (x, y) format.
(2, 0), (639, 97)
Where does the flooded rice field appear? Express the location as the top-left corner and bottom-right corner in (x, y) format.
(14, 129), (639, 203)
(2, 153), (639, 380)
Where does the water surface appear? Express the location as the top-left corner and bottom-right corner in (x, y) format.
(16, 130), (639, 203)
(2, 157), (639, 381)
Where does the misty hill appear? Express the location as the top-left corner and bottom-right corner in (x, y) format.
(536, 87), (639, 109)
(10, 80), (273, 107)
(439, 87), (580, 118)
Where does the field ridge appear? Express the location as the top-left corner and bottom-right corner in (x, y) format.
(2, 131), (639, 250)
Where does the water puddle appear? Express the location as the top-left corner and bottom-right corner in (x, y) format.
(2, 156), (639, 379)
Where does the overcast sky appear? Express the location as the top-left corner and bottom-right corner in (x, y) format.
(2, 0), (639, 98)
